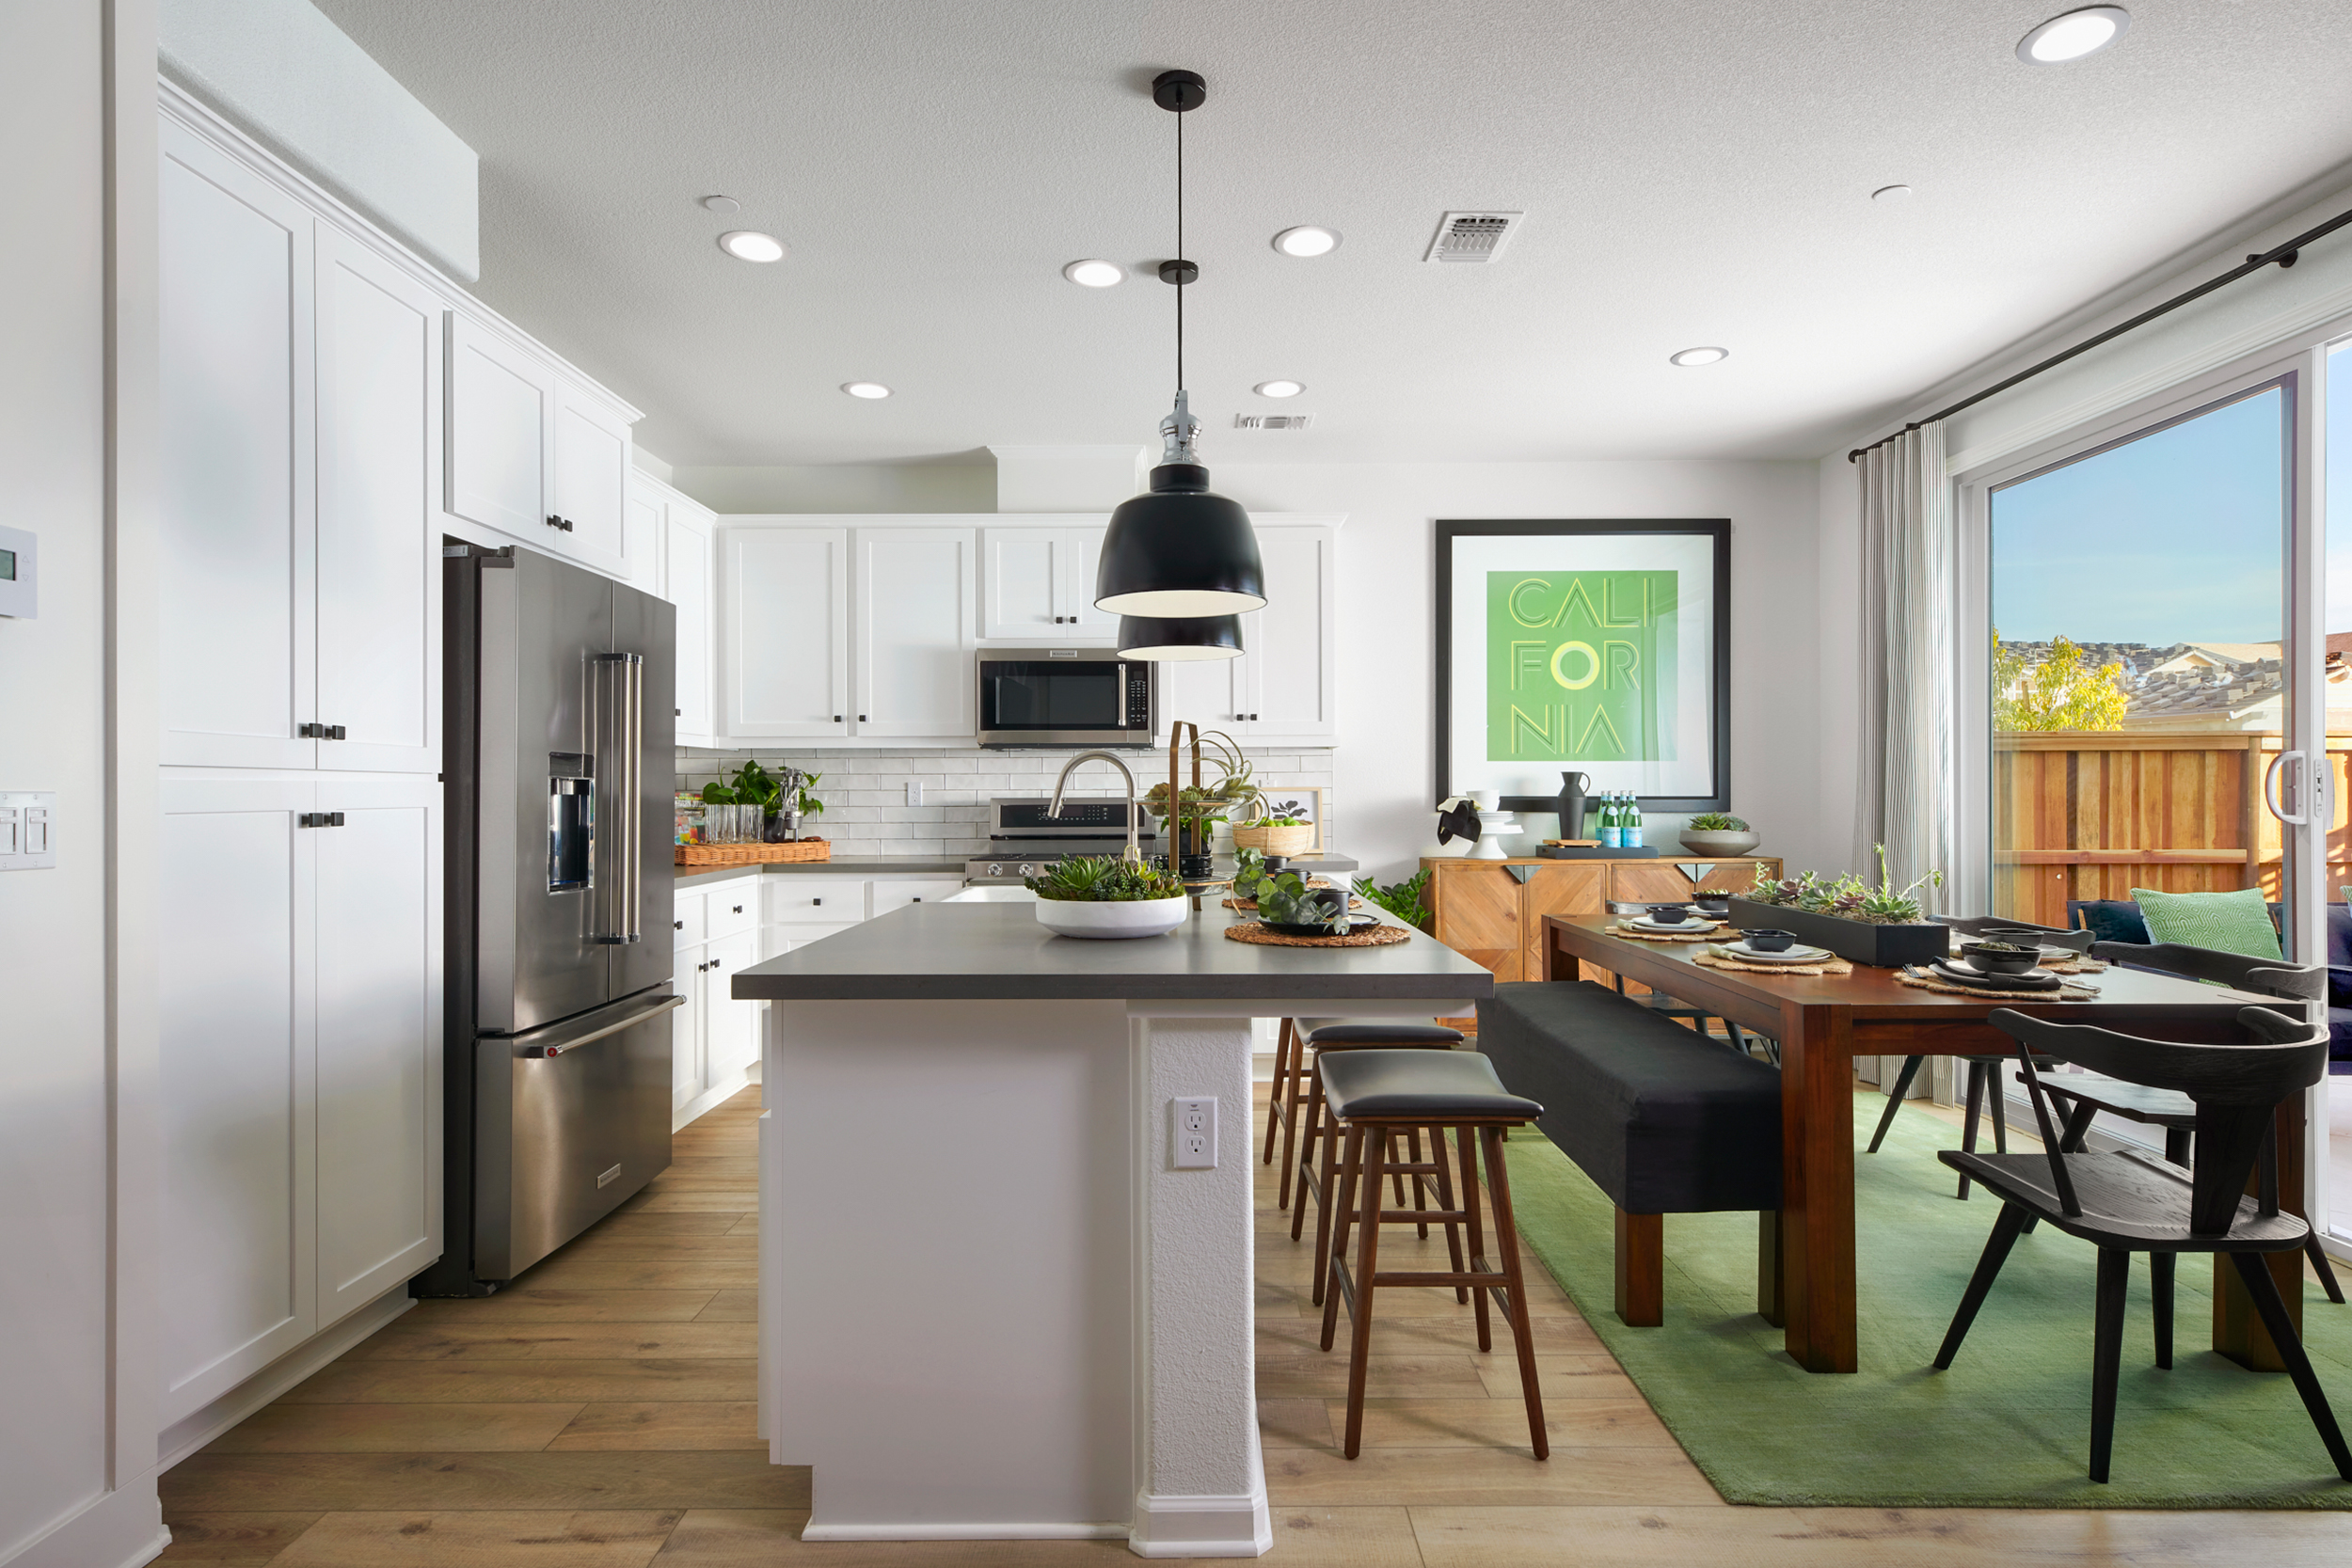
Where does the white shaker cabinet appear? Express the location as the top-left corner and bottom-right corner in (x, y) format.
(158, 771), (442, 1422)
(978, 523), (1113, 641)
(552, 381), (632, 578)
(159, 122), (441, 774)
(854, 528), (977, 737)
(446, 314), (552, 542)
(723, 526), (850, 738)
(671, 878), (767, 1125)
(1155, 522), (1338, 746)
(158, 125), (316, 771)
(313, 775), (442, 1321)
(158, 777), (317, 1422)
(629, 472), (717, 747)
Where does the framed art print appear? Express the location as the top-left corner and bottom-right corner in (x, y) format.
(1435, 520), (1729, 812)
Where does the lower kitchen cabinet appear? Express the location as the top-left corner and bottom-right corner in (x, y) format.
(158, 771), (441, 1424)
(672, 876), (768, 1127)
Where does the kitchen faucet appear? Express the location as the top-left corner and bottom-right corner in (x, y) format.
(1046, 751), (1143, 864)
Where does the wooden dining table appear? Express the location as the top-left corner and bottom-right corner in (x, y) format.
(1539, 913), (2311, 1374)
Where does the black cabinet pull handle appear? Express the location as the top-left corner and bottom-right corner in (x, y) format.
(710, 957), (723, 968)
(812, 897), (822, 906)
(732, 904), (743, 913)
(858, 715), (867, 722)
(834, 715), (843, 722)
(300, 721), (344, 738)
(912, 896), (922, 902)
(674, 919), (684, 929)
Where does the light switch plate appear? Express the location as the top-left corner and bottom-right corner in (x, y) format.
(0, 792), (56, 870)
(0, 525), (34, 619)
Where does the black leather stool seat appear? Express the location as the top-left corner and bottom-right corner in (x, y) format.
(1299, 1018), (1466, 1046)
(1319, 1048), (1544, 1122)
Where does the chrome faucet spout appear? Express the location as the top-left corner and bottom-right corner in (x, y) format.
(1047, 751), (1143, 864)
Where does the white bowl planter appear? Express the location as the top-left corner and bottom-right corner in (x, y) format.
(1678, 830), (1760, 857)
(1035, 895), (1192, 940)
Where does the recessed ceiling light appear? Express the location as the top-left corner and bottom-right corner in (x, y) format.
(1669, 346), (1729, 367)
(701, 195), (741, 214)
(1272, 226), (1341, 258)
(1253, 379), (1306, 398)
(1062, 259), (1125, 288)
(718, 230), (786, 262)
(840, 382), (892, 400)
(1870, 183), (1914, 202)
(2017, 6), (2129, 64)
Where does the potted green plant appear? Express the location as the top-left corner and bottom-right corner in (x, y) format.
(1024, 854), (1193, 939)
(703, 761), (823, 843)
(1142, 729), (1256, 853)
(1352, 868), (1433, 933)
(1254, 871), (1347, 932)
(1679, 812), (1758, 857)
(1727, 847), (1947, 966)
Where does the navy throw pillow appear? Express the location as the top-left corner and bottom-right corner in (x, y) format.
(2068, 899), (2151, 946)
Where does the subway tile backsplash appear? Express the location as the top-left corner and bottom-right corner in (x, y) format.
(677, 746), (1337, 860)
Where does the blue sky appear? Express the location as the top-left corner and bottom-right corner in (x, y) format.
(1991, 385), (2286, 644)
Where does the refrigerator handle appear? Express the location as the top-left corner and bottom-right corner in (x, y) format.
(590, 652), (646, 943)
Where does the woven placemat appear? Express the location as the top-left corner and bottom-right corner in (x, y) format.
(1693, 950), (1854, 977)
(1895, 970), (2097, 1002)
(1610, 920), (1730, 943)
(1224, 921), (1410, 948)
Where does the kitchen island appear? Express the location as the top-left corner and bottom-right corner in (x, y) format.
(733, 899), (1491, 1556)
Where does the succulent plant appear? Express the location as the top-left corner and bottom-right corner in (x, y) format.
(1024, 855), (1186, 902)
(1686, 812), (1750, 832)
(1747, 847), (1942, 925)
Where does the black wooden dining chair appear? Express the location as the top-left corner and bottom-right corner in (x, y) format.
(2029, 941), (2344, 1305)
(1864, 915), (2093, 1197)
(1932, 1006), (2351, 1484)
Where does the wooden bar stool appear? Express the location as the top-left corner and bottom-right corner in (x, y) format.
(1283, 1020), (1467, 1306)
(1316, 1048), (1549, 1460)
(1270, 1017), (1463, 1210)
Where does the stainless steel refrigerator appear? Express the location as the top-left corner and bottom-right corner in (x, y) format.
(418, 544), (681, 1295)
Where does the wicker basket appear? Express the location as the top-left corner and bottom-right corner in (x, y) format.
(675, 838), (831, 866)
(1232, 822), (1313, 858)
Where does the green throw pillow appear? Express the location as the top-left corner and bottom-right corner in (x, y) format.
(2130, 886), (2282, 960)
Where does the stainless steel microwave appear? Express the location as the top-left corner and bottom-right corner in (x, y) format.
(976, 648), (1157, 749)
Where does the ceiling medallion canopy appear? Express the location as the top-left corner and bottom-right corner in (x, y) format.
(1101, 68), (1265, 659)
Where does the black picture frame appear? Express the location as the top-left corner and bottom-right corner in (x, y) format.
(1434, 519), (1731, 813)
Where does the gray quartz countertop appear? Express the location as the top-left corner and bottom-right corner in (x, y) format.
(729, 899), (1489, 1003)
(673, 857), (969, 890)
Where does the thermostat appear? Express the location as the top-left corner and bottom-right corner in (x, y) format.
(0, 525), (34, 619)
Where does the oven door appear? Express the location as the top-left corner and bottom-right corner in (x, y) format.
(977, 652), (1155, 747)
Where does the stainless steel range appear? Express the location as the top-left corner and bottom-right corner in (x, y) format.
(962, 795), (1159, 883)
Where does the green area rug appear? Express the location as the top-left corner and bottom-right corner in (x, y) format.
(1501, 1090), (2352, 1507)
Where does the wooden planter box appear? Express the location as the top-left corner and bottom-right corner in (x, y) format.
(1726, 896), (1948, 968)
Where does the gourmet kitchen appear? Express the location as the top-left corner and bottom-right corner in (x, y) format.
(12, 3), (2352, 1565)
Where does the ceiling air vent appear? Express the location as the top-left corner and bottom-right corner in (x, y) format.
(1425, 211), (1523, 263)
(1233, 413), (1314, 431)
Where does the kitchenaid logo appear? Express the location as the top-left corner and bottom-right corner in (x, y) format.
(1486, 570), (1677, 762)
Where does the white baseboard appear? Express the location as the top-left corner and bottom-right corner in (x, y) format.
(2, 1480), (167, 1568)
(1127, 1487), (1273, 1559)
(674, 1068), (752, 1132)
(156, 1285), (416, 1470)
(800, 1523), (1128, 1541)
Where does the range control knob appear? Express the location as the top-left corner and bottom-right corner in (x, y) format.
(1018, 863), (1036, 878)
(987, 863), (1003, 877)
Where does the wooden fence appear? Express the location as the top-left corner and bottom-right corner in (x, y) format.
(1993, 732), (2352, 928)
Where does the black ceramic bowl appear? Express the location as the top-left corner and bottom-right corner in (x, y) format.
(1960, 941), (2041, 976)
(1644, 904), (1693, 926)
(1742, 928), (1795, 952)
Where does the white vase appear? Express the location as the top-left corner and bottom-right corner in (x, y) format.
(1034, 895), (1193, 940)
(1466, 810), (1522, 861)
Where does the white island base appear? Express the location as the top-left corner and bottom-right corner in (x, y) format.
(756, 993), (1473, 1555)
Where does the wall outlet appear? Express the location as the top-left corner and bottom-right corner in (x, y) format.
(1172, 1097), (1216, 1169)
(905, 780), (924, 806)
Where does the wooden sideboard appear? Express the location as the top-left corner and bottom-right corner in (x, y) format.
(1420, 854), (1782, 1026)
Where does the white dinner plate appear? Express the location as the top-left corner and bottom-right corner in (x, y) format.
(1718, 940), (1833, 963)
(1628, 916), (1721, 933)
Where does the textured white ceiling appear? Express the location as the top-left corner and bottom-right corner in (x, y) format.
(311, 0), (2352, 465)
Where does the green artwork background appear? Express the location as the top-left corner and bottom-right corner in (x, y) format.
(1485, 570), (1678, 762)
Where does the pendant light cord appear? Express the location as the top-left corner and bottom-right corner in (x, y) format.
(1175, 104), (1184, 394)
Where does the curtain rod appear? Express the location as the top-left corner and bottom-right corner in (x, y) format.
(1846, 202), (2352, 464)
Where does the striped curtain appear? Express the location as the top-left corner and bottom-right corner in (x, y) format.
(1855, 424), (1955, 908)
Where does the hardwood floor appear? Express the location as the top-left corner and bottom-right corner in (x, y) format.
(158, 1083), (2352, 1564)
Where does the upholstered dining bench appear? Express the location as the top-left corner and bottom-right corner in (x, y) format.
(1476, 980), (1784, 1326)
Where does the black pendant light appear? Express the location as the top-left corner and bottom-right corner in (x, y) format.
(1098, 69), (1265, 640)
(1115, 613), (1244, 661)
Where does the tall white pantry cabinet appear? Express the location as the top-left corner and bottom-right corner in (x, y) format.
(151, 88), (641, 1451)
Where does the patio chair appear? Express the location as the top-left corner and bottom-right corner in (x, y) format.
(1932, 1006), (2350, 1484)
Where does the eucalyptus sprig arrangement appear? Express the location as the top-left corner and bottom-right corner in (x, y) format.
(1353, 868), (1433, 932)
(1024, 855), (1187, 903)
(1231, 847), (1271, 903)
(1748, 845), (1942, 926)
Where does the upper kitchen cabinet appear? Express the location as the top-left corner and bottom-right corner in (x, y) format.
(979, 521), (1113, 641)
(723, 524), (850, 738)
(1157, 519), (1340, 745)
(854, 528), (977, 736)
(628, 471), (718, 747)
(159, 120), (438, 773)
(446, 314), (639, 580)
